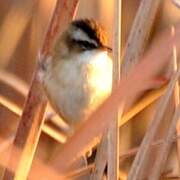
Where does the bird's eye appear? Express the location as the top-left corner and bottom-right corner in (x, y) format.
(71, 39), (98, 50)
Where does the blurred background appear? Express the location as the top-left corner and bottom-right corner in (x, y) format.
(0, 0), (180, 179)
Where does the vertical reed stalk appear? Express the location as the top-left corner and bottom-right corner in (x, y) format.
(2, 1), (79, 180)
(107, 0), (122, 179)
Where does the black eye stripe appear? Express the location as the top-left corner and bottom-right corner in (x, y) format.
(72, 39), (98, 50)
(72, 20), (100, 45)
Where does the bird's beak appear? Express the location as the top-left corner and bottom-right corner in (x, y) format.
(101, 45), (112, 52)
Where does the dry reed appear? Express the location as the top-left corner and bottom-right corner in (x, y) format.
(2, 1), (79, 179)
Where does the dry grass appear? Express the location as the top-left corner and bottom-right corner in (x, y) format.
(1, 1), (79, 179)
(0, 0), (180, 180)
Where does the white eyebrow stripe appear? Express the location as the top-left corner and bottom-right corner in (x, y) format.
(72, 28), (98, 47)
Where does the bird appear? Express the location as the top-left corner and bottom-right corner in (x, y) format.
(41, 19), (113, 129)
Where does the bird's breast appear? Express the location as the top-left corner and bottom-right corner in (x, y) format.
(43, 51), (112, 126)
